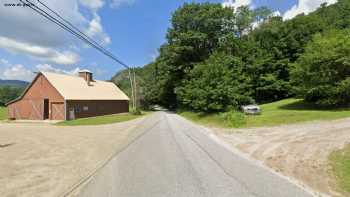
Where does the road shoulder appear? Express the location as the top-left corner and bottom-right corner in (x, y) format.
(210, 118), (350, 197)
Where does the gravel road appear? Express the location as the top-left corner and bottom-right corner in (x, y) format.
(77, 112), (314, 197)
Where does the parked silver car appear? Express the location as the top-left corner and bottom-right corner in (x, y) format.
(241, 105), (261, 115)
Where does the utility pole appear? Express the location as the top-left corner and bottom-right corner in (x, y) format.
(133, 68), (137, 110)
(128, 69), (135, 110)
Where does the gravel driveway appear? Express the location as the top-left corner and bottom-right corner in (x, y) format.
(214, 118), (350, 197)
(0, 116), (150, 197)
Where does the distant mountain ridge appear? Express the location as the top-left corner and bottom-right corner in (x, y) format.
(0, 79), (29, 87)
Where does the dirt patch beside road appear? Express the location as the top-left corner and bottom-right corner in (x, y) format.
(213, 118), (350, 197)
(0, 114), (154, 197)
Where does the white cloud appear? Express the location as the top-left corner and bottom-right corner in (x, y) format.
(35, 64), (81, 75)
(0, 36), (79, 65)
(86, 13), (111, 45)
(0, 0), (112, 65)
(222, 0), (251, 9)
(103, 36), (112, 45)
(79, 0), (104, 10)
(0, 64), (34, 82)
(110, 0), (135, 8)
(0, 0), (85, 47)
(283, 0), (337, 20)
(0, 59), (9, 65)
(0, 60), (85, 82)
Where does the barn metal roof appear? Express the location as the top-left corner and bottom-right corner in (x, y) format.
(78, 69), (92, 73)
(42, 72), (130, 101)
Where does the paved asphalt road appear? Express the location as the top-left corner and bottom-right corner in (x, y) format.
(78, 112), (314, 197)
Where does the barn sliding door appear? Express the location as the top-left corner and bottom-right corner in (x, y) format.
(51, 102), (65, 120)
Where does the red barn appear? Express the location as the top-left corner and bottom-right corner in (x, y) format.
(6, 70), (129, 120)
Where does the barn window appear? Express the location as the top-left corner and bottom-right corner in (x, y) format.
(75, 106), (81, 113)
(83, 106), (89, 111)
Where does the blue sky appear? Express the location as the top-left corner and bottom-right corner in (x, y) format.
(0, 0), (336, 81)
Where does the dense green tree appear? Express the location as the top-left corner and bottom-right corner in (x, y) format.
(153, 3), (237, 108)
(247, 12), (327, 103)
(235, 6), (253, 36)
(166, 3), (236, 66)
(313, 0), (350, 29)
(177, 52), (252, 112)
(292, 29), (350, 106)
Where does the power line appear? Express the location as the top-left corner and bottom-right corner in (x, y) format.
(36, 0), (129, 69)
(21, 0), (137, 109)
(22, 0), (130, 69)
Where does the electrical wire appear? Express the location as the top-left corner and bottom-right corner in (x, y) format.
(20, 0), (137, 108)
(21, 0), (130, 69)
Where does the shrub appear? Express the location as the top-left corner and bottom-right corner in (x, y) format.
(335, 78), (350, 106)
(130, 108), (142, 115)
(220, 111), (246, 127)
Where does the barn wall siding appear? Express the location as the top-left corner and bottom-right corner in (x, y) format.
(66, 100), (129, 120)
(8, 74), (64, 120)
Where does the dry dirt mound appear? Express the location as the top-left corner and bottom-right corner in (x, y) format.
(214, 118), (350, 197)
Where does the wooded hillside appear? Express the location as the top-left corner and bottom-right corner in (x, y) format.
(112, 0), (350, 111)
(0, 80), (27, 106)
(0, 79), (28, 87)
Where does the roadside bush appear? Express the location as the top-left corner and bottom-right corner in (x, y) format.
(335, 78), (350, 105)
(130, 108), (142, 115)
(220, 111), (246, 128)
(304, 85), (337, 106)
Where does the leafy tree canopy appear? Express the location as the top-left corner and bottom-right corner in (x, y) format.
(292, 29), (350, 106)
(112, 0), (350, 111)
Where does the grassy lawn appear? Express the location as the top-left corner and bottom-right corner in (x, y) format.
(179, 98), (350, 128)
(329, 144), (350, 195)
(56, 112), (148, 126)
(0, 106), (7, 120)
